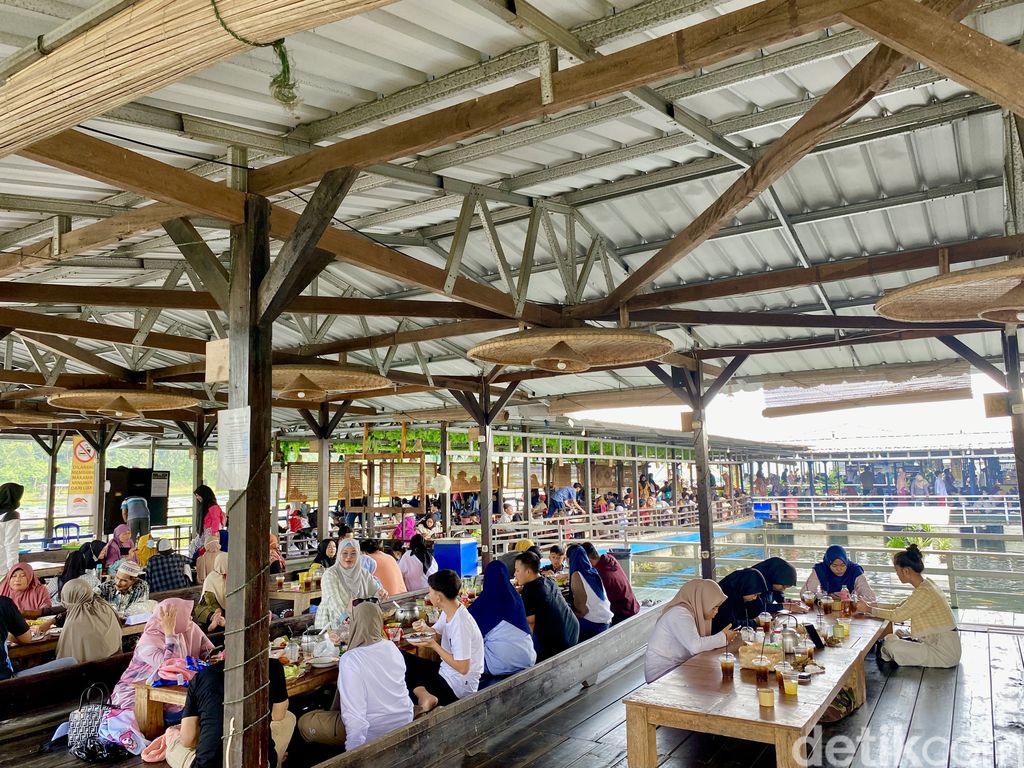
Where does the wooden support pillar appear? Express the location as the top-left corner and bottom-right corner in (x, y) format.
(583, 441), (593, 538)
(223, 194), (272, 768)
(671, 448), (680, 524)
(366, 461), (376, 538)
(674, 363), (717, 579)
(522, 434), (532, 540)
(148, 437), (156, 469)
(630, 444), (640, 528)
(318, 405), (332, 543)
(1001, 327), (1024, 537)
(440, 423), (451, 535)
(83, 424), (113, 538)
(37, 431), (67, 543)
(479, 420), (493, 566)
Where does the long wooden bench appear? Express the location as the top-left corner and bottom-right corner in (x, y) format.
(315, 607), (660, 768)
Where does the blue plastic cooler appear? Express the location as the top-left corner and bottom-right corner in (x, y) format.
(432, 538), (477, 577)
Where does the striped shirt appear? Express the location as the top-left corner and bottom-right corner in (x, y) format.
(870, 577), (956, 636)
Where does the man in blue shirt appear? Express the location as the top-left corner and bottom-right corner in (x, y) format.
(121, 496), (150, 538)
(549, 483), (585, 516)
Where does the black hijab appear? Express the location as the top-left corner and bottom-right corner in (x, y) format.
(751, 557), (797, 608)
(0, 482), (23, 522)
(58, 540), (106, 595)
(313, 538), (337, 568)
(712, 568), (767, 633)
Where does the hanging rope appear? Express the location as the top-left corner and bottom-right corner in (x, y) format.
(210, 0), (299, 107)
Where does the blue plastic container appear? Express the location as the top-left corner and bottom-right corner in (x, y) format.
(432, 538), (477, 578)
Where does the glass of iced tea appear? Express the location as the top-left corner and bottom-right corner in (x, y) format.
(802, 591), (816, 609)
(719, 652), (736, 682)
(752, 656), (771, 686)
(774, 662), (793, 693)
(821, 596), (834, 615)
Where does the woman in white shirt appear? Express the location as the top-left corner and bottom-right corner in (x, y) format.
(645, 579), (739, 683)
(467, 560), (536, 676)
(567, 544), (613, 641)
(298, 599), (413, 750)
(404, 569), (484, 713)
(399, 534), (438, 592)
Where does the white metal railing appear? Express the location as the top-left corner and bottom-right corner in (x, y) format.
(749, 493), (1021, 527)
(630, 523), (1024, 612)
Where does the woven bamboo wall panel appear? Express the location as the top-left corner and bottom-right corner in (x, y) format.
(449, 462), (500, 493)
(503, 462), (547, 491)
(285, 461), (364, 502)
(377, 459), (425, 498)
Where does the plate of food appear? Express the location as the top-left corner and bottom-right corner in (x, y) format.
(310, 656), (338, 669)
(404, 632), (434, 645)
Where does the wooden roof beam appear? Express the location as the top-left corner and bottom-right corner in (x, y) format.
(20, 130), (562, 327)
(588, 0), (982, 315)
(693, 327), (992, 359)
(0, 282), (510, 319)
(574, 235), (1024, 313)
(842, 0), (1024, 117)
(0, 0), (397, 158)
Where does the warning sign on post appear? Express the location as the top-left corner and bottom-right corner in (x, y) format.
(67, 435), (96, 519)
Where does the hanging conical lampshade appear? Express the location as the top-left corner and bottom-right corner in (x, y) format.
(531, 340), (590, 373)
(875, 260), (1024, 323)
(48, 389), (199, 414)
(278, 373), (327, 402)
(97, 396), (143, 420)
(468, 327), (673, 371)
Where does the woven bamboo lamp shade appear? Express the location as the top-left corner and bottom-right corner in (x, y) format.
(875, 260), (1024, 323)
(468, 327), (673, 372)
(0, 410), (64, 428)
(272, 364), (390, 402)
(48, 389), (199, 418)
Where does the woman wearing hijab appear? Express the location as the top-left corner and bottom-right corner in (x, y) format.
(468, 560), (536, 675)
(567, 545), (613, 641)
(58, 540), (106, 596)
(1, 562), (52, 616)
(712, 568), (766, 633)
(103, 523), (137, 573)
(0, 483), (24, 575)
(268, 532), (286, 575)
(416, 515), (440, 539)
(195, 534), (222, 583)
(645, 579), (738, 682)
(298, 600), (413, 751)
(399, 534), (438, 592)
(315, 539), (386, 631)
(194, 485), (224, 538)
(193, 552), (227, 631)
(312, 538), (337, 569)
(804, 545), (876, 601)
(111, 598), (214, 711)
(56, 577), (122, 663)
(751, 557), (798, 610)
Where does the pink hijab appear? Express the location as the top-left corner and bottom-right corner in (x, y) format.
(0, 562), (52, 612)
(661, 579), (727, 637)
(136, 597), (213, 663)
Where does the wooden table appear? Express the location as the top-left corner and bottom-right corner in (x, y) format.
(8, 622), (145, 660)
(625, 615), (891, 768)
(268, 582), (321, 613)
(134, 662), (338, 739)
(24, 561), (63, 579)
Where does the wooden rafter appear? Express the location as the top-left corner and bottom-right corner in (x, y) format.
(0, 306), (204, 355)
(20, 130), (562, 326)
(0, 0), (396, 157)
(0, 282), (508, 319)
(247, 0), (878, 195)
(14, 331), (133, 379)
(842, 0), (1024, 116)
(573, 235), (1024, 314)
(590, 0), (982, 314)
(289, 318), (518, 357)
(692, 327), (991, 359)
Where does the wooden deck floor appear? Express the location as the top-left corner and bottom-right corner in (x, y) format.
(2, 630), (1021, 768)
(447, 629), (1024, 768)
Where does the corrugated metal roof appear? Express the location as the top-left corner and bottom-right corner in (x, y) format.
(0, 0), (1022, 439)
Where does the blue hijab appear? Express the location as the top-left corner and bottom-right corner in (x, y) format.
(813, 545), (864, 593)
(568, 545), (606, 601)
(468, 560), (529, 637)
